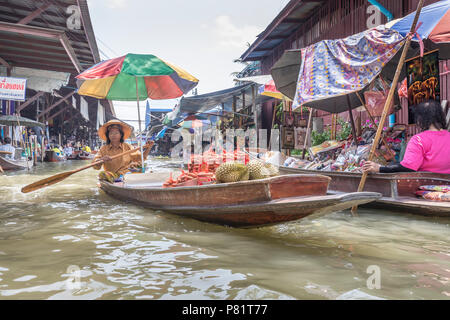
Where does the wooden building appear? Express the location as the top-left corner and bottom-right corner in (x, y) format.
(240, 0), (449, 138)
(0, 0), (115, 146)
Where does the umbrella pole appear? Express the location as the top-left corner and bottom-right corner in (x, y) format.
(351, 0), (426, 214)
(136, 77), (145, 173)
(346, 95), (359, 149)
(302, 108), (313, 159)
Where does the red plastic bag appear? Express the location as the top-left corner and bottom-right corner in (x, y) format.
(364, 77), (395, 117)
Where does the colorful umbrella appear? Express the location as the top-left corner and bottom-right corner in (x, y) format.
(387, 0), (450, 58)
(258, 79), (283, 100)
(235, 75), (284, 100)
(76, 53), (199, 171)
(180, 119), (209, 129)
(76, 54), (199, 100)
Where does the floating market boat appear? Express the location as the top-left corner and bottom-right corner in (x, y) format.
(0, 155), (32, 171)
(44, 150), (66, 162)
(78, 153), (94, 160)
(99, 173), (381, 228)
(279, 167), (450, 216)
(67, 151), (80, 160)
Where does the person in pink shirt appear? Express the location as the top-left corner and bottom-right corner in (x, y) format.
(363, 100), (450, 174)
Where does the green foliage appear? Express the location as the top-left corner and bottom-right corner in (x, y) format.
(311, 129), (331, 146)
(291, 149), (308, 156)
(275, 103), (283, 122)
(336, 117), (352, 141)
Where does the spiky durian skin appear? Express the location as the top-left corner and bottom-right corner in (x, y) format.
(215, 162), (249, 183)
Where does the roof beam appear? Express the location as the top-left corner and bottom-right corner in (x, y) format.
(266, 35), (289, 40)
(0, 33), (95, 56)
(0, 21), (82, 73)
(77, 0), (101, 63)
(8, 62), (75, 73)
(53, 91), (77, 110)
(16, 91), (46, 113)
(0, 40), (95, 61)
(0, 54), (75, 69)
(240, 0), (303, 61)
(1, 48), (75, 62)
(39, 91), (76, 118)
(17, 3), (51, 25)
(282, 18), (305, 24)
(47, 105), (69, 121)
(0, 55), (10, 68)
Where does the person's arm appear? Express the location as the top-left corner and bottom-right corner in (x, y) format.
(380, 163), (416, 173)
(92, 148), (105, 170)
(362, 161), (416, 173)
(130, 141), (154, 162)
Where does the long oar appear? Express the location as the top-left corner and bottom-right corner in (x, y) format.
(21, 143), (153, 193)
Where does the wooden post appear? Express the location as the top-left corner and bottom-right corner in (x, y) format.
(252, 84), (257, 132)
(302, 108), (313, 159)
(33, 136), (37, 166)
(352, 0), (426, 214)
(331, 114), (337, 140)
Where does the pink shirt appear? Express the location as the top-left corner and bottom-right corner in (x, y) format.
(401, 130), (450, 174)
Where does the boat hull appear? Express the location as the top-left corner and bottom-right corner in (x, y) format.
(280, 167), (450, 216)
(44, 150), (66, 162)
(99, 174), (381, 228)
(0, 156), (32, 171)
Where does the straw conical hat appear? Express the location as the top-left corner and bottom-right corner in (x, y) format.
(98, 120), (132, 141)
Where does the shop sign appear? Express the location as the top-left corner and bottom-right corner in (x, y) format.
(0, 76), (27, 101)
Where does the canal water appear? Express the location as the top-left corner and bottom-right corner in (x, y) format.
(0, 160), (449, 300)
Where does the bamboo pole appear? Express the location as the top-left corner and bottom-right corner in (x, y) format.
(302, 108), (313, 159)
(351, 0), (425, 214)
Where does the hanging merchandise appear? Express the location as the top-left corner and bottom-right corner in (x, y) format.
(363, 76), (396, 117)
(292, 25), (405, 113)
(405, 50), (440, 124)
(281, 126), (295, 149)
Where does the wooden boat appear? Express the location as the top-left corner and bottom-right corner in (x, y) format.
(99, 173), (381, 228)
(67, 151), (94, 160)
(67, 150), (80, 160)
(0, 155), (32, 171)
(78, 153), (94, 160)
(44, 150), (66, 162)
(280, 167), (450, 216)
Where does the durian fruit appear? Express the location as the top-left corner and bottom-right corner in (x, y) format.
(264, 162), (279, 177)
(215, 162), (249, 183)
(247, 159), (270, 180)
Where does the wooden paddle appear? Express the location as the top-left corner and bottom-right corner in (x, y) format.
(21, 142), (154, 193)
(0, 151), (13, 155)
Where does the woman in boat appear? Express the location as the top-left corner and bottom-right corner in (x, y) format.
(0, 137), (15, 159)
(93, 120), (154, 182)
(363, 100), (450, 174)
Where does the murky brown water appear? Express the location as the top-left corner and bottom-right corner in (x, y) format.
(0, 160), (449, 300)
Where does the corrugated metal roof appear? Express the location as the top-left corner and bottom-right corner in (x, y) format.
(240, 0), (325, 61)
